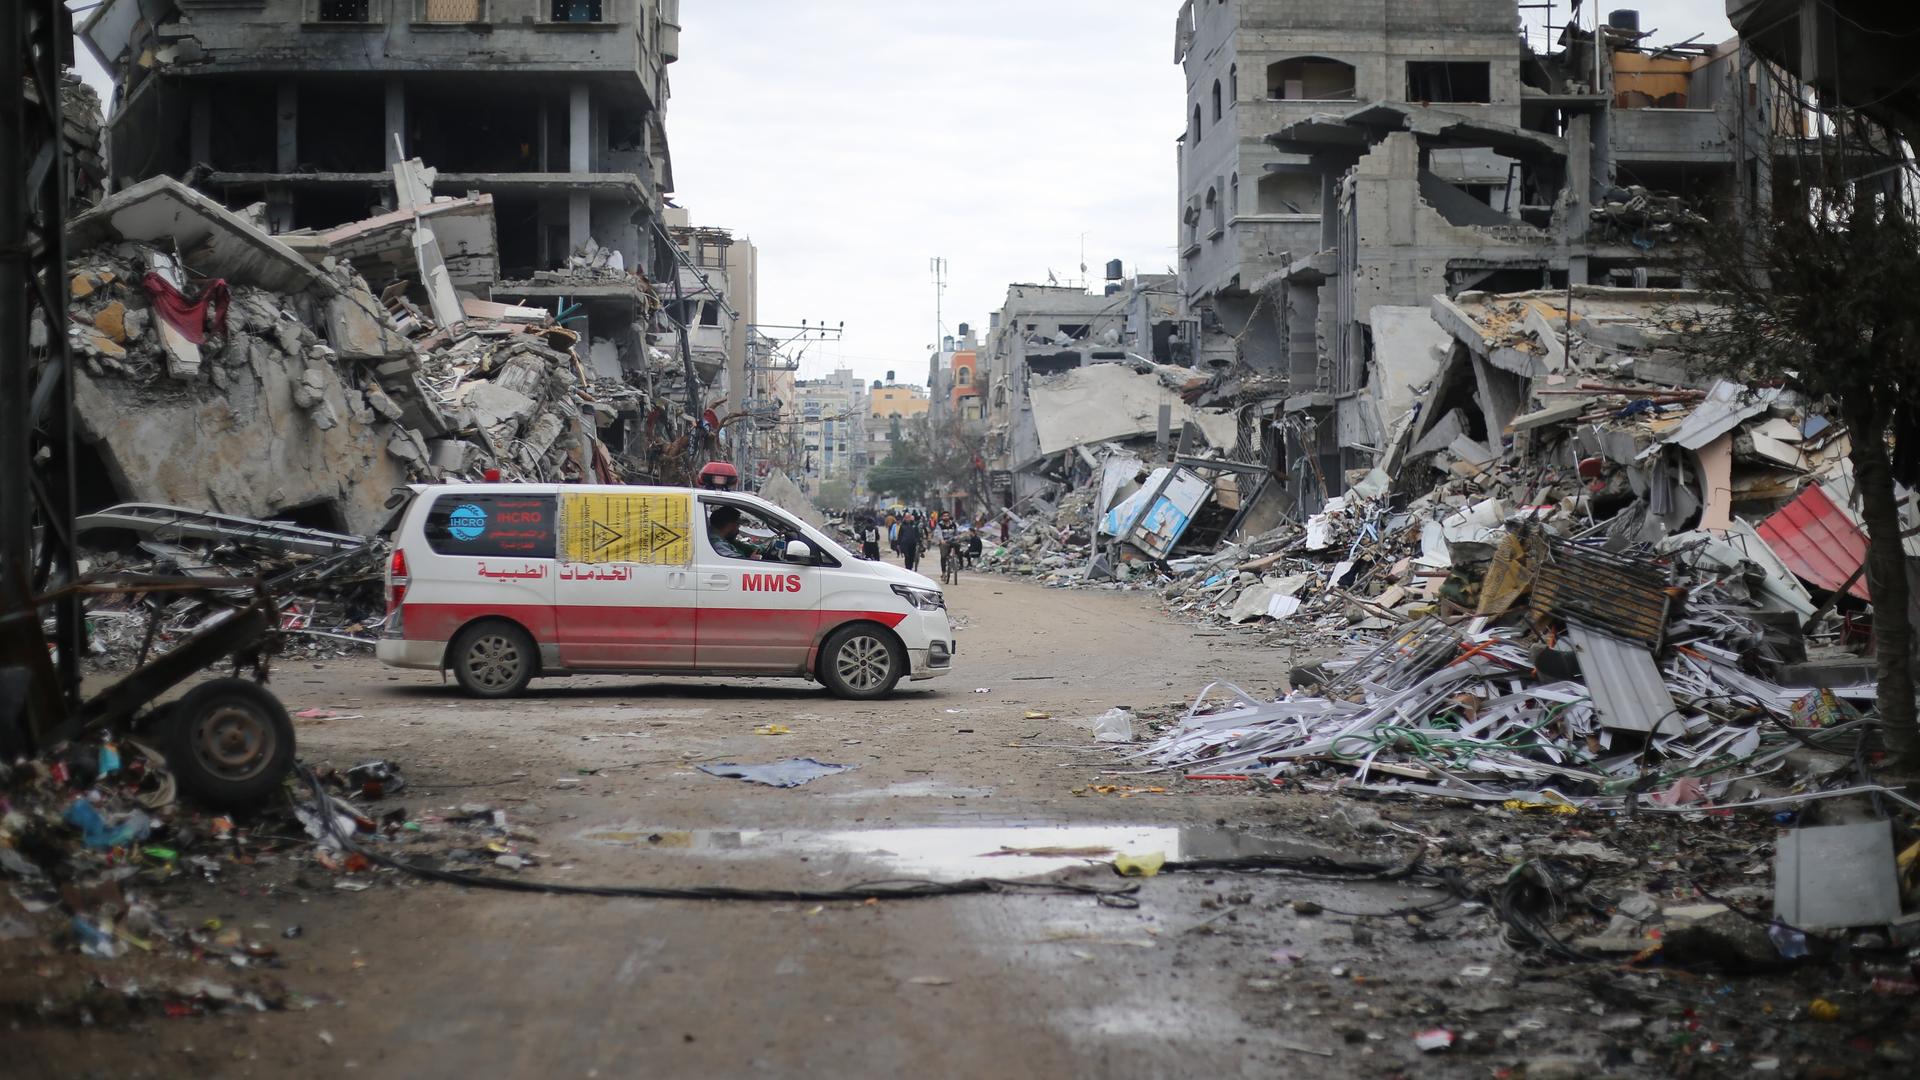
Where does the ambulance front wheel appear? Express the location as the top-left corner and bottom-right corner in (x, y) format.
(820, 624), (905, 699)
(451, 620), (537, 698)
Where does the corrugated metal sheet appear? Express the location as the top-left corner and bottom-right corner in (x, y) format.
(1755, 483), (1871, 600)
(1531, 540), (1671, 648)
(1567, 624), (1685, 735)
(1640, 380), (1782, 456)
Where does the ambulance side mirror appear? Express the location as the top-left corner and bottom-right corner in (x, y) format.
(784, 539), (814, 563)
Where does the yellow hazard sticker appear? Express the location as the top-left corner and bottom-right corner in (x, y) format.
(558, 493), (693, 566)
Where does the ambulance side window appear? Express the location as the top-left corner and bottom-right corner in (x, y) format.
(423, 494), (557, 558)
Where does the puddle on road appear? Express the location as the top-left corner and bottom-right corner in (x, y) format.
(573, 823), (1321, 882)
(824, 780), (997, 799)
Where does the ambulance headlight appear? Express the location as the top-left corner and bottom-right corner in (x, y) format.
(891, 584), (945, 610)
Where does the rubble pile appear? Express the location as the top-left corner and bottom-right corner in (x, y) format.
(0, 736), (298, 1018)
(0, 740), (536, 1022)
(62, 220), (609, 535)
(982, 287), (1902, 655)
(47, 167), (717, 538)
(70, 505), (386, 666)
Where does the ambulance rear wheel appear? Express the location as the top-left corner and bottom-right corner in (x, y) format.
(820, 625), (904, 699)
(451, 620), (537, 698)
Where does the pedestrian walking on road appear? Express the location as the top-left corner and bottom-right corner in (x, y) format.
(858, 516), (882, 561)
(898, 513), (924, 574)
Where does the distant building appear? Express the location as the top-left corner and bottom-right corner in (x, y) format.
(869, 383), (930, 422)
(793, 368), (868, 490)
(663, 208), (756, 413)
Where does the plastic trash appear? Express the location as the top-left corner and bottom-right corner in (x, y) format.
(63, 799), (151, 849)
(1768, 919), (1809, 959)
(1093, 707), (1135, 744)
(71, 916), (124, 959)
(697, 759), (853, 788)
(98, 741), (122, 777)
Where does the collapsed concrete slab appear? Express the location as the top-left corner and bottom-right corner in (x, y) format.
(279, 194), (499, 291)
(1027, 364), (1236, 461)
(67, 176), (324, 293)
(72, 338), (409, 535)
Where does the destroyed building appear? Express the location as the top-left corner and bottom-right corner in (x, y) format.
(80, 1), (678, 262)
(1174, 2), (1779, 512)
(50, 1), (756, 531)
(78, 0), (685, 383)
(1174, 0), (1527, 372)
(979, 280), (1191, 505)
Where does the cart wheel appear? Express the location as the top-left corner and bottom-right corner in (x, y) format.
(160, 678), (296, 809)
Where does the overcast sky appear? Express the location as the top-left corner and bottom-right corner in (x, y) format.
(670, 0), (1736, 385)
(71, 1), (1739, 387)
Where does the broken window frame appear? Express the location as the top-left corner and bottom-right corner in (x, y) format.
(311, 0), (379, 23)
(545, 0), (607, 23)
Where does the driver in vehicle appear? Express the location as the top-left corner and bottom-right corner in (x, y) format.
(709, 505), (777, 560)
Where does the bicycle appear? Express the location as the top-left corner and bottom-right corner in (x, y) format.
(939, 539), (961, 586)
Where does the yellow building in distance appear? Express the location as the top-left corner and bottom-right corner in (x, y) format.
(869, 383), (930, 421)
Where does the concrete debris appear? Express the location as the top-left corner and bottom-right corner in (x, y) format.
(978, 284), (1920, 826)
(48, 158), (732, 536)
(1775, 821), (1905, 932)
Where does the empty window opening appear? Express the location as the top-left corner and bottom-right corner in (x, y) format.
(1229, 63), (1237, 103)
(409, 84), (543, 172)
(1211, 79), (1223, 121)
(957, 367), (971, 386)
(550, 0), (603, 21)
(1205, 187), (1221, 232)
(699, 301), (720, 327)
(1406, 61), (1492, 104)
(317, 0), (371, 20)
(1230, 173), (1239, 215)
(1268, 57), (1356, 100)
(209, 89), (277, 172)
(1056, 324), (1090, 340)
(1256, 172), (1320, 214)
(1190, 104), (1203, 142)
(1027, 353), (1081, 377)
(289, 188), (389, 232)
(299, 81), (386, 173)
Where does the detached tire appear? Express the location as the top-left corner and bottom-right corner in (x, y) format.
(161, 678), (295, 810)
(819, 624), (905, 700)
(450, 619), (537, 698)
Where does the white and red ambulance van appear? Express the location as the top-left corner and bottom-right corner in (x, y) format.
(375, 484), (954, 699)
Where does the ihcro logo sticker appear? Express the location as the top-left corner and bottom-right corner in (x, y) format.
(448, 503), (488, 542)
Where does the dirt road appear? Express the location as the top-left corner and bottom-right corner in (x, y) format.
(15, 571), (1558, 1078)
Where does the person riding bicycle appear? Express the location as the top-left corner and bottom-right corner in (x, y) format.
(934, 514), (960, 578)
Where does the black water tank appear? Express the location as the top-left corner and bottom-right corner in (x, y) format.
(957, 321), (970, 337)
(1608, 9), (1640, 32)
(1105, 258), (1124, 281)
(1104, 283), (1122, 296)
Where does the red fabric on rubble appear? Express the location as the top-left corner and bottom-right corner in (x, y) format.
(140, 272), (231, 344)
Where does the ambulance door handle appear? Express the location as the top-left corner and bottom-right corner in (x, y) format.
(667, 571), (691, 590)
(702, 573), (732, 590)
